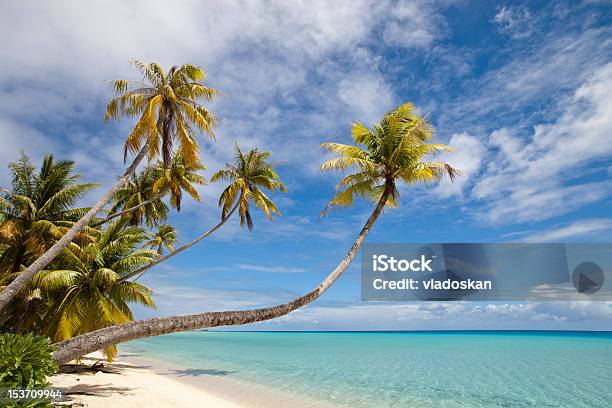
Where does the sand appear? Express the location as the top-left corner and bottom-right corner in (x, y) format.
(50, 352), (246, 408)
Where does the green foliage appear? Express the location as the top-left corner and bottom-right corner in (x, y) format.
(145, 224), (178, 256)
(0, 153), (98, 333)
(320, 102), (459, 216)
(0, 333), (57, 408)
(105, 60), (218, 167)
(0, 333), (57, 388)
(211, 144), (286, 231)
(151, 153), (206, 212)
(34, 221), (156, 361)
(0, 152), (158, 363)
(0, 153), (97, 277)
(106, 152), (206, 227)
(108, 167), (169, 228)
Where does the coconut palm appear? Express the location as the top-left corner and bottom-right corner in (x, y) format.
(106, 60), (217, 167)
(0, 153), (97, 331)
(151, 153), (206, 212)
(0, 153), (96, 278)
(34, 221), (156, 360)
(51, 103), (459, 364)
(94, 154), (205, 227)
(211, 144), (286, 231)
(118, 145), (285, 283)
(320, 103), (459, 216)
(0, 61), (218, 311)
(145, 224), (178, 256)
(104, 167), (169, 228)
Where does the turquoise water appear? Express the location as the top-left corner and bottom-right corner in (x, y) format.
(126, 331), (612, 407)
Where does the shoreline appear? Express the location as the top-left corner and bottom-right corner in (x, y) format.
(51, 351), (333, 408)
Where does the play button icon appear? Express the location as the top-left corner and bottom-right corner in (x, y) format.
(571, 262), (604, 294)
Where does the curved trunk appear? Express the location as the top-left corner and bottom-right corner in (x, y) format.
(0, 142), (151, 312)
(118, 202), (239, 283)
(91, 197), (158, 228)
(52, 183), (392, 365)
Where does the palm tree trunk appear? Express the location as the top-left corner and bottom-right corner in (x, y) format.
(51, 183), (392, 365)
(91, 197), (158, 228)
(0, 142), (151, 312)
(118, 202), (239, 283)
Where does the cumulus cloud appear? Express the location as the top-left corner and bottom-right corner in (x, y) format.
(435, 132), (485, 197)
(337, 75), (395, 125)
(0, 0), (456, 184)
(250, 301), (612, 330)
(382, 0), (448, 48)
(0, 1), (398, 184)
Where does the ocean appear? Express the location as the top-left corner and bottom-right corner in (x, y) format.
(124, 331), (612, 407)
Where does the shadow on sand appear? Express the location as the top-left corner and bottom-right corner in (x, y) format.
(168, 368), (236, 377)
(61, 383), (134, 398)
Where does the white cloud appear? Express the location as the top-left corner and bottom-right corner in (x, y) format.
(382, 0), (447, 48)
(0, 0), (420, 185)
(472, 63), (612, 223)
(441, 27), (612, 128)
(250, 300), (612, 330)
(520, 219), (612, 242)
(235, 264), (307, 274)
(492, 5), (535, 39)
(435, 132), (485, 197)
(337, 75), (395, 125)
(0, 119), (59, 185)
(0, 0), (461, 210)
(133, 263), (302, 317)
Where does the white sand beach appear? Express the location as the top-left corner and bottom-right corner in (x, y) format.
(51, 353), (246, 408)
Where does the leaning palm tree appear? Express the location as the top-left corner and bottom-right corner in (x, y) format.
(145, 224), (178, 256)
(93, 154), (205, 227)
(51, 103), (459, 364)
(103, 167), (169, 228)
(151, 153), (206, 212)
(0, 61), (217, 311)
(34, 221), (156, 361)
(211, 144), (286, 231)
(118, 144), (285, 283)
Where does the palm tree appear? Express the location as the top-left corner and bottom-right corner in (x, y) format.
(118, 145), (285, 283)
(212, 144), (286, 231)
(0, 61), (218, 311)
(145, 224), (178, 256)
(34, 221), (156, 361)
(0, 153), (97, 330)
(51, 103), (459, 364)
(103, 167), (169, 228)
(107, 60), (217, 167)
(151, 153), (206, 212)
(93, 154), (205, 227)
(0, 153), (96, 279)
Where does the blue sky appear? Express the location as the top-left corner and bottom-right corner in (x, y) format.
(1, 0), (611, 330)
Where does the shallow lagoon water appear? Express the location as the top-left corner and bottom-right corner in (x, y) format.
(125, 331), (612, 407)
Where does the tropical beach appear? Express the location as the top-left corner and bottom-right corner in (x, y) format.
(51, 331), (612, 407)
(1, 1), (611, 407)
(51, 353), (247, 408)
